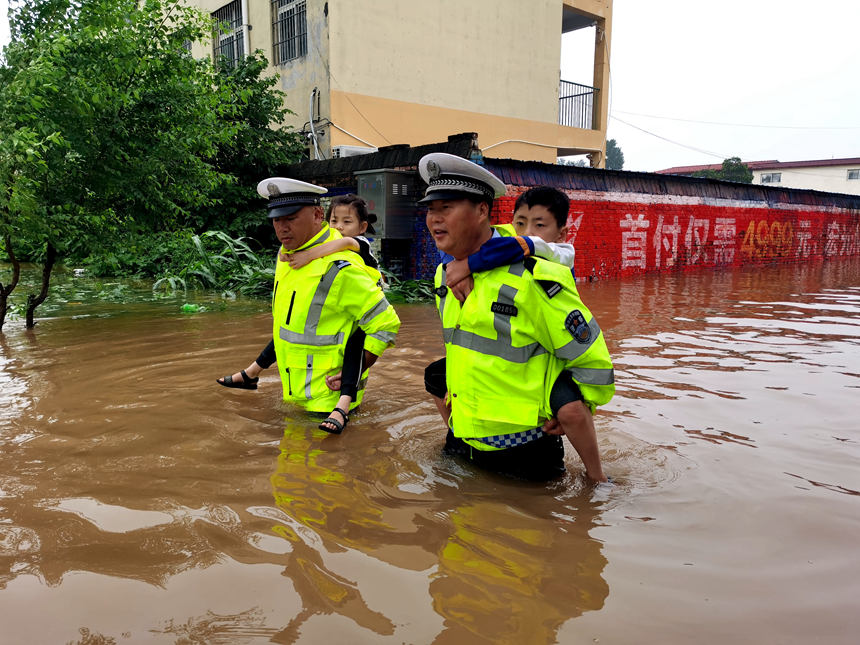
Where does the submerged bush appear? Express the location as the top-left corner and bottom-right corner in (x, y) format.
(382, 270), (435, 303)
(154, 231), (274, 298)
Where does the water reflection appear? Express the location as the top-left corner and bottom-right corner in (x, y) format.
(268, 417), (608, 644)
(0, 258), (858, 643)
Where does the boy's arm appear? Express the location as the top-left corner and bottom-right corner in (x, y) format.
(530, 238), (576, 268)
(283, 237), (360, 268)
(445, 236), (535, 290)
(467, 236), (534, 274)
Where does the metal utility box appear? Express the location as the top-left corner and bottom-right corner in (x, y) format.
(354, 169), (419, 239)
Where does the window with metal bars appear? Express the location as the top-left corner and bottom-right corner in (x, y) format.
(272, 0), (308, 64)
(212, 0), (245, 68)
(847, 169), (859, 180)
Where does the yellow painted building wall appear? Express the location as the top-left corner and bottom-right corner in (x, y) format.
(186, 0), (611, 164)
(328, 0), (561, 124)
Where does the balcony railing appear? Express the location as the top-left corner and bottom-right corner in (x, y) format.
(559, 80), (597, 130)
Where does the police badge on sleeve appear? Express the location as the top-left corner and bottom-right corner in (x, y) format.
(565, 310), (591, 344)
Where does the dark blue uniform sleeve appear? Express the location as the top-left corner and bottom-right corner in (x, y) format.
(467, 236), (535, 273)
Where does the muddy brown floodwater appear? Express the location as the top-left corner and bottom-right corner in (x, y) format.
(1, 258), (858, 644)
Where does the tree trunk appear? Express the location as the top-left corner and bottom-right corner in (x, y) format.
(0, 235), (21, 331)
(25, 242), (57, 329)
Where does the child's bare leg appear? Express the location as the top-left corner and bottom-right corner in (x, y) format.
(218, 340), (275, 388)
(556, 400), (607, 483)
(431, 394), (451, 426)
(319, 331), (365, 433)
(222, 361), (262, 384)
(319, 394), (352, 432)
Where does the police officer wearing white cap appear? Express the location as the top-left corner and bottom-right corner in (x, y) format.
(419, 153), (615, 482)
(219, 177), (400, 430)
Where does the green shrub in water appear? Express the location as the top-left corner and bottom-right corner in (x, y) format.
(155, 231), (273, 299)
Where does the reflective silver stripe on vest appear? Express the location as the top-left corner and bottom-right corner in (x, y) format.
(556, 317), (603, 361)
(442, 327), (546, 363)
(359, 298), (390, 326)
(368, 330), (397, 345)
(306, 228), (330, 249)
(567, 366), (615, 386)
(508, 261), (525, 277)
(305, 261), (347, 333)
(305, 354), (314, 398)
(493, 283), (518, 339)
(442, 267), (546, 363)
(279, 328), (345, 346)
(472, 426), (544, 448)
(438, 264), (448, 320)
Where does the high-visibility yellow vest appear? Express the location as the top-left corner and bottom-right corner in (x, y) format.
(273, 225), (400, 412)
(494, 222), (516, 237)
(434, 255), (614, 451)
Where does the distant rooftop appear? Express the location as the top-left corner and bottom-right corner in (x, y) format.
(656, 157), (860, 175)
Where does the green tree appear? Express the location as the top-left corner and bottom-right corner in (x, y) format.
(605, 138), (624, 170)
(0, 0), (301, 328)
(194, 53), (306, 237)
(692, 157), (753, 183)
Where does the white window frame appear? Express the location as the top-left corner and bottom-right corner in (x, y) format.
(761, 172), (782, 184)
(847, 169), (860, 180)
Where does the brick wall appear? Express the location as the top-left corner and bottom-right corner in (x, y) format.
(485, 187), (860, 282)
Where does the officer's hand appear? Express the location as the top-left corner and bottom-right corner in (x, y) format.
(325, 372), (342, 391)
(542, 417), (565, 435)
(278, 250), (289, 263)
(445, 259), (471, 287)
(450, 276), (474, 303)
(288, 250), (312, 269)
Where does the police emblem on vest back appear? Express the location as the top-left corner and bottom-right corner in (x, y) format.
(565, 310), (591, 343)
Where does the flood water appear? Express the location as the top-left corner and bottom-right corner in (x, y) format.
(1, 258), (858, 644)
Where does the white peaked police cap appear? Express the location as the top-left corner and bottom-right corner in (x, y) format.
(257, 177), (327, 218)
(417, 153), (506, 204)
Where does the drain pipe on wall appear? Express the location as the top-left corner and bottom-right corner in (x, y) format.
(241, 0), (250, 57)
(309, 87), (324, 160)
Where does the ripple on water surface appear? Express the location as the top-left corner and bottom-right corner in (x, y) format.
(0, 259), (859, 643)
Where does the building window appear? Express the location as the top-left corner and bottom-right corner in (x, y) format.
(212, 0), (245, 68)
(761, 172), (782, 184)
(848, 169), (860, 180)
(272, 0), (308, 64)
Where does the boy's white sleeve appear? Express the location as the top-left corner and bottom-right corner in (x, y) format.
(529, 238), (576, 268)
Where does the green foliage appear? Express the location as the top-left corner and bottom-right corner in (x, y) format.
(692, 157), (753, 183)
(180, 53), (305, 236)
(82, 229), (205, 278)
(381, 270), (435, 303)
(606, 139), (624, 170)
(154, 230), (274, 299)
(0, 0), (303, 326)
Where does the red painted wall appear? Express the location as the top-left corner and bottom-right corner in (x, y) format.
(491, 189), (860, 281)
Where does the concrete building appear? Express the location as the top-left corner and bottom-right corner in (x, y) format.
(187, 0), (612, 165)
(657, 158), (860, 196)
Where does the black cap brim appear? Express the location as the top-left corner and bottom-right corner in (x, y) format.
(417, 189), (481, 204)
(267, 203), (315, 219)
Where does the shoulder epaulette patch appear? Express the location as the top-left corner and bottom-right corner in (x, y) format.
(334, 259), (351, 269)
(537, 279), (563, 298)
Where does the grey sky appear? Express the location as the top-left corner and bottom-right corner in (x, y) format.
(4, 0), (858, 173)
(563, 0), (860, 171)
